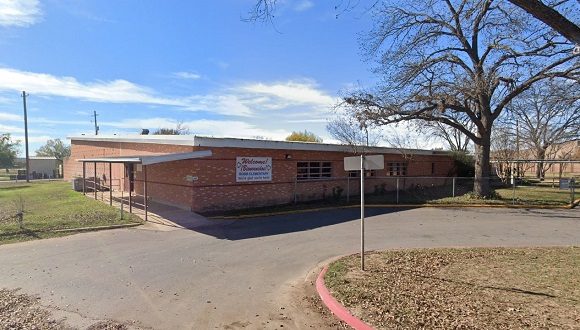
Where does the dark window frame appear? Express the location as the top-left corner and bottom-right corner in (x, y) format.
(297, 161), (332, 180)
(387, 162), (408, 176)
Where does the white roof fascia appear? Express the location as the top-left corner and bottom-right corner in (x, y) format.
(68, 135), (446, 156)
(68, 135), (196, 146)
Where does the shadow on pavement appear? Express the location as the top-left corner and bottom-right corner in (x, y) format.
(191, 207), (407, 241)
(132, 198), (409, 240)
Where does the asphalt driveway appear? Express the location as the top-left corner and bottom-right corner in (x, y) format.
(0, 207), (578, 329)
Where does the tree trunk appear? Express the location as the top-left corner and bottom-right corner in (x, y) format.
(473, 133), (492, 196)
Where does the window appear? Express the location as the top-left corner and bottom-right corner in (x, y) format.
(297, 161), (332, 180)
(431, 162), (435, 175)
(387, 162), (407, 176)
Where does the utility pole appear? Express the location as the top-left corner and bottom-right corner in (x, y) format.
(21, 91), (30, 183)
(515, 119), (520, 177)
(93, 110), (99, 135)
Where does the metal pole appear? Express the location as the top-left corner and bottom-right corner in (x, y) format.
(109, 163), (112, 206)
(82, 162), (86, 195)
(93, 110), (99, 135)
(571, 178), (576, 206)
(452, 177), (456, 197)
(347, 174), (350, 203)
(21, 91), (30, 183)
(396, 177), (400, 204)
(129, 166), (132, 213)
(512, 164), (516, 205)
(294, 176), (297, 204)
(144, 165), (148, 222)
(360, 155), (365, 271)
(93, 162), (97, 199)
(120, 182), (124, 220)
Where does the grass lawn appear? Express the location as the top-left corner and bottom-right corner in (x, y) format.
(325, 247), (580, 329)
(214, 184), (575, 217)
(0, 181), (142, 244)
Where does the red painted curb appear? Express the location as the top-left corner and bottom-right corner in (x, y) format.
(316, 266), (375, 330)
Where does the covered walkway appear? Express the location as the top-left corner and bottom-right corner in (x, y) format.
(77, 150), (212, 223)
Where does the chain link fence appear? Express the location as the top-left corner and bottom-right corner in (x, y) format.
(293, 175), (578, 207)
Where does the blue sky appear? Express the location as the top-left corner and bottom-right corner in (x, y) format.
(0, 0), (390, 154)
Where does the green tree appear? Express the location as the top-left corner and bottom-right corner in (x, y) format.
(36, 139), (71, 161)
(285, 130), (323, 143)
(0, 134), (20, 168)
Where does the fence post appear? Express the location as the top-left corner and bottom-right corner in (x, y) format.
(293, 176), (297, 204)
(452, 177), (456, 197)
(571, 178), (576, 206)
(512, 173), (516, 205)
(396, 177), (400, 204)
(120, 185), (124, 220)
(347, 175), (350, 203)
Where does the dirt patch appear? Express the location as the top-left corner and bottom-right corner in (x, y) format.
(325, 247), (580, 329)
(0, 288), (137, 329)
(283, 266), (350, 329)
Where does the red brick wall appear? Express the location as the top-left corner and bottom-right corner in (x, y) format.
(66, 139), (457, 212)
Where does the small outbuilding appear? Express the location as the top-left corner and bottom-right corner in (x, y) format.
(64, 135), (457, 213)
(15, 156), (62, 179)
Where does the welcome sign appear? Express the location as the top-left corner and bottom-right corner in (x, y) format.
(236, 157), (272, 182)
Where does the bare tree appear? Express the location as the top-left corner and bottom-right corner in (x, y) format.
(490, 126), (517, 182)
(504, 80), (580, 179)
(247, 0), (580, 44)
(247, 0), (579, 196)
(508, 0), (580, 45)
(340, 0), (578, 196)
(152, 121), (191, 135)
(326, 115), (381, 154)
(421, 114), (474, 152)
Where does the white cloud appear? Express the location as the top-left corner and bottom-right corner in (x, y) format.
(0, 0), (42, 27)
(0, 67), (338, 119)
(100, 117), (290, 141)
(294, 0), (313, 12)
(0, 123), (21, 132)
(0, 111), (21, 121)
(238, 80), (336, 109)
(12, 134), (52, 143)
(0, 67), (187, 107)
(184, 94), (254, 117)
(173, 71), (202, 80)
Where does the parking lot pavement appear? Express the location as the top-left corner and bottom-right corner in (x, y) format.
(0, 207), (578, 329)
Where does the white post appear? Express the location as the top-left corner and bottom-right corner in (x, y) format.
(360, 155), (365, 271)
(452, 177), (456, 197)
(512, 164), (516, 205)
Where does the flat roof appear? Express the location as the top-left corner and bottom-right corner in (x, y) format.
(68, 135), (450, 156)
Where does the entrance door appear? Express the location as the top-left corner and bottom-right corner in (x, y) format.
(125, 164), (135, 192)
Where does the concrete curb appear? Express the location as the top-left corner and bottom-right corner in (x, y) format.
(51, 222), (142, 233)
(210, 202), (574, 220)
(316, 266), (374, 330)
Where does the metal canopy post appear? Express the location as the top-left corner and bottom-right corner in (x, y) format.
(109, 163), (112, 206)
(144, 165), (148, 222)
(360, 155), (365, 271)
(93, 161), (97, 199)
(82, 162), (86, 195)
(129, 165), (132, 214)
